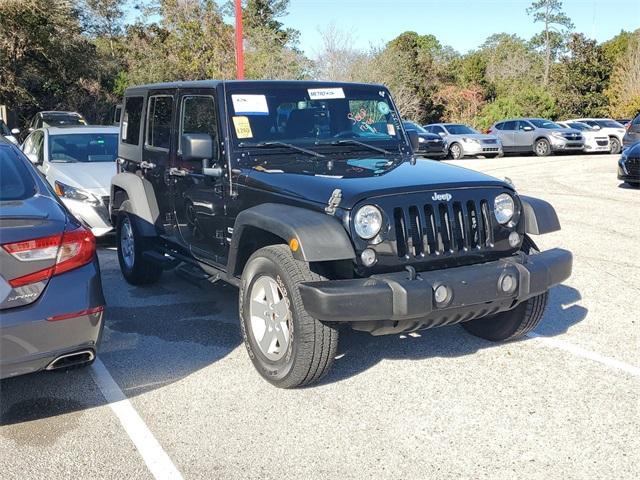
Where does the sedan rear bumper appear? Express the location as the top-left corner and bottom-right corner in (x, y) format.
(299, 249), (572, 335)
(0, 259), (105, 379)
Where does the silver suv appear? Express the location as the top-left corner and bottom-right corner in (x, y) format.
(489, 118), (584, 157)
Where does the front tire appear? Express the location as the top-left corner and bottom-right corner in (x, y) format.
(461, 236), (548, 341)
(116, 212), (162, 285)
(239, 245), (339, 388)
(534, 138), (551, 157)
(610, 137), (621, 154)
(449, 143), (463, 159)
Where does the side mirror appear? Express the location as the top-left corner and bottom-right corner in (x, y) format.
(438, 132), (446, 137)
(11, 128), (20, 135)
(522, 125), (534, 131)
(592, 125), (601, 130)
(181, 133), (213, 161)
(407, 130), (420, 151)
(26, 153), (39, 164)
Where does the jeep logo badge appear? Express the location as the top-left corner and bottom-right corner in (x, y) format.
(432, 192), (452, 201)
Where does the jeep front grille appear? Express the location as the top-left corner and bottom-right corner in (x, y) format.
(393, 199), (493, 258)
(626, 158), (640, 176)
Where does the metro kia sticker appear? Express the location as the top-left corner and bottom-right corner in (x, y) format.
(308, 88), (346, 100)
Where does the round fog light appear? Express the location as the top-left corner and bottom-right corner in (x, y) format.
(360, 248), (377, 266)
(434, 284), (451, 305)
(500, 274), (517, 293)
(509, 232), (520, 247)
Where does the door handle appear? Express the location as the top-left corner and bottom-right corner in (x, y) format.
(169, 167), (189, 177)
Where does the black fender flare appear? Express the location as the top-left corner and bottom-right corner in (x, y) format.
(520, 195), (561, 235)
(110, 172), (160, 237)
(227, 203), (355, 273)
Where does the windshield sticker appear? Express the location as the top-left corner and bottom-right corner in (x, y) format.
(232, 94), (269, 115)
(348, 108), (377, 133)
(232, 116), (253, 138)
(377, 101), (390, 115)
(308, 88), (345, 100)
(387, 124), (396, 136)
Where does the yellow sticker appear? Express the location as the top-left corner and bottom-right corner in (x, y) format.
(232, 116), (253, 138)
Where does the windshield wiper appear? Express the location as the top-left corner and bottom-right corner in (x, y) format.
(320, 139), (392, 155)
(239, 141), (325, 158)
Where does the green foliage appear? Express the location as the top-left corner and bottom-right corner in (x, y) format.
(477, 86), (556, 130)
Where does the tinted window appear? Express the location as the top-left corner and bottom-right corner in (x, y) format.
(431, 125), (445, 134)
(630, 115), (640, 126)
(0, 147), (35, 201)
(41, 113), (85, 127)
(180, 96), (217, 147)
(493, 122), (503, 130)
(445, 124), (477, 134)
(49, 133), (118, 163)
(502, 121), (517, 130)
(529, 119), (561, 129)
(122, 96), (144, 145)
(146, 95), (173, 150)
(567, 122), (590, 131)
(403, 121), (427, 133)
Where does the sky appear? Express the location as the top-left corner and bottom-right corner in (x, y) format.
(277, 0), (640, 57)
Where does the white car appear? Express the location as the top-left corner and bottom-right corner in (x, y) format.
(566, 118), (626, 154)
(557, 121), (610, 153)
(0, 119), (19, 145)
(21, 126), (118, 236)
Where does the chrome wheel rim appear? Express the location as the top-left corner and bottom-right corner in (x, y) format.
(120, 217), (135, 269)
(248, 275), (291, 361)
(451, 144), (461, 159)
(536, 141), (548, 155)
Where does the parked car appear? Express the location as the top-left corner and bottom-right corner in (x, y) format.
(402, 121), (447, 159)
(618, 141), (640, 187)
(567, 118), (626, 154)
(557, 121), (610, 153)
(110, 80), (571, 388)
(23, 111), (88, 141)
(489, 118), (584, 156)
(21, 126), (118, 236)
(424, 123), (502, 159)
(0, 119), (19, 145)
(616, 118), (631, 128)
(622, 113), (640, 149)
(0, 136), (105, 379)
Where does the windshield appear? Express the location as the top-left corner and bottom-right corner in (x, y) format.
(0, 147), (36, 201)
(0, 120), (9, 136)
(48, 133), (118, 163)
(596, 119), (624, 128)
(445, 124), (477, 135)
(529, 119), (562, 129)
(42, 114), (86, 127)
(402, 121), (427, 133)
(226, 85), (404, 152)
(566, 122), (591, 131)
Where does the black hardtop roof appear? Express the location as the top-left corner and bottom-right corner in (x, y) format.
(124, 79), (386, 95)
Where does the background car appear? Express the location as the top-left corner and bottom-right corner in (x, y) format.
(0, 119), (19, 145)
(424, 123), (502, 159)
(567, 118), (626, 154)
(622, 113), (640, 149)
(0, 136), (105, 379)
(21, 125), (118, 236)
(618, 141), (640, 187)
(489, 118), (584, 156)
(402, 121), (447, 159)
(23, 111), (88, 141)
(557, 121), (610, 153)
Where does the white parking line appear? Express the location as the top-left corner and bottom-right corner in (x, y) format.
(90, 359), (184, 480)
(527, 332), (640, 377)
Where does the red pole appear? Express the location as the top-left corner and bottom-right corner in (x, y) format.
(235, 0), (244, 79)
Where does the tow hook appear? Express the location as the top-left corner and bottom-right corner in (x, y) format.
(405, 265), (417, 281)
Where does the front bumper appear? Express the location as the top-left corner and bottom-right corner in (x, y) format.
(618, 162), (640, 183)
(299, 248), (572, 335)
(62, 198), (113, 236)
(461, 142), (503, 156)
(0, 259), (105, 379)
(550, 138), (584, 151)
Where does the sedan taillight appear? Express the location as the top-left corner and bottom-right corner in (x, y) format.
(2, 226), (96, 287)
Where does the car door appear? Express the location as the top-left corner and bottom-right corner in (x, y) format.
(625, 114), (640, 145)
(514, 121), (535, 150)
(496, 121), (517, 150)
(172, 89), (229, 267)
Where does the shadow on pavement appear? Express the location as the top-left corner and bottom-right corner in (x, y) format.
(618, 182), (639, 189)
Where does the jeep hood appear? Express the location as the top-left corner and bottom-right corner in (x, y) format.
(243, 157), (510, 209)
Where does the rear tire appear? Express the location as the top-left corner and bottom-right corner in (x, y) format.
(461, 236), (548, 341)
(116, 212), (162, 285)
(534, 138), (551, 157)
(239, 245), (339, 388)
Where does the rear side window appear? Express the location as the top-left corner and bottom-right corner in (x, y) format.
(121, 96), (144, 145)
(502, 121), (517, 130)
(494, 123), (503, 130)
(146, 95), (173, 150)
(0, 147), (36, 201)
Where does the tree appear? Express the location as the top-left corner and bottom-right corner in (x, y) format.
(314, 23), (369, 82)
(606, 31), (640, 118)
(527, 0), (574, 85)
(80, 0), (126, 57)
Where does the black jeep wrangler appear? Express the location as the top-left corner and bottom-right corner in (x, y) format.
(110, 80), (572, 388)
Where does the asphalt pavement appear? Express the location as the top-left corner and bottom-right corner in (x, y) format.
(1, 154), (638, 480)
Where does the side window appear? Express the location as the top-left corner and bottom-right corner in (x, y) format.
(35, 132), (44, 163)
(180, 95), (218, 152)
(121, 96), (144, 145)
(146, 95), (173, 150)
(503, 121), (516, 130)
(433, 126), (445, 135)
(22, 134), (35, 154)
(632, 115), (640, 125)
(494, 123), (503, 131)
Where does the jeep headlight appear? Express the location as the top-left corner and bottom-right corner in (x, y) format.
(494, 193), (515, 224)
(54, 181), (100, 205)
(354, 205), (383, 239)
